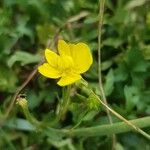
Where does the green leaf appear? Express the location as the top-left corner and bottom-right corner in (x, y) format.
(82, 110), (98, 121)
(125, 48), (149, 72)
(5, 118), (35, 131)
(15, 16), (33, 40)
(114, 63), (128, 82)
(103, 38), (123, 48)
(7, 51), (41, 67)
(0, 65), (17, 91)
(104, 69), (114, 96)
(101, 60), (113, 71)
(125, 0), (147, 10)
(124, 85), (140, 112)
(142, 45), (150, 60)
(36, 23), (56, 45)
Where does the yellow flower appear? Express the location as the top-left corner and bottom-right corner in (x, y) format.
(38, 40), (93, 86)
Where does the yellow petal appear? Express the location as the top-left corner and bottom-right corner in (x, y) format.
(38, 63), (61, 78)
(69, 43), (93, 73)
(57, 74), (81, 86)
(45, 48), (59, 68)
(58, 40), (71, 56)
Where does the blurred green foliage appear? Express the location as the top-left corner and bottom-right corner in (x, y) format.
(0, 0), (150, 149)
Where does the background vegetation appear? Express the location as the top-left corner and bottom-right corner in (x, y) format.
(0, 0), (150, 149)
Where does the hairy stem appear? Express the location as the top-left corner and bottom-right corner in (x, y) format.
(15, 97), (150, 140)
(57, 86), (71, 120)
(66, 117), (150, 137)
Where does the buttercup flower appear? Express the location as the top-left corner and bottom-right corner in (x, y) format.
(38, 40), (93, 86)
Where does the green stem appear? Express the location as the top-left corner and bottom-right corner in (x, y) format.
(45, 117), (150, 139)
(4, 116), (150, 138)
(15, 99), (150, 139)
(16, 98), (42, 129)
(64, 117), (150, 138)
(58, 86), (71, 120)
(22, 105), (40, 127)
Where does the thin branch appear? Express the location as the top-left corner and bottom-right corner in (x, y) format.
(67, 11), (89, 23)
(98, 0), (116, 148)
(75, 80), (150, 140)
(3, 68), (38, 120)
(92, 92), (150, 140)
(2, 30), (61, 123)
(98, 0), (112, 124)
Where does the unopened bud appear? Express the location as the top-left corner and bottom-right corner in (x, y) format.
(16, 98), (28, 108)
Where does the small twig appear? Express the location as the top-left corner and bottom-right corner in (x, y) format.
(2, 30), (61, 122)
(98, 0), (116, 148)
(98, 0), (112, 125)
(92, 92), (150, 140)
(67, 11), (89, 23)
(47, 11), (90, 48)
(76, 81), (150, 140)
(47, 27), (63, 49)
(3, 68), (38, 121)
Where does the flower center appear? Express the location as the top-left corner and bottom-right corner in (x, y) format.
(58, 55), (74, 75)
